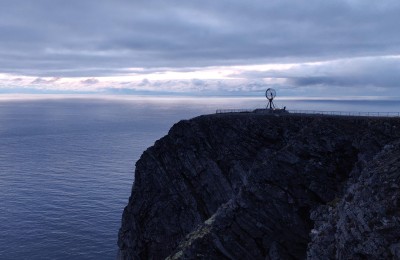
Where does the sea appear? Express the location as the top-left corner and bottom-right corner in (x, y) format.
(1, 95), (399, 260)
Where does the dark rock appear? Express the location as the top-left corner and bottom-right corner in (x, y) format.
(117, 113), (400, 259)
(308, 140), (400, 259)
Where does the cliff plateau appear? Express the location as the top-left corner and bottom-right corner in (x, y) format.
(118, 113), (400, 259)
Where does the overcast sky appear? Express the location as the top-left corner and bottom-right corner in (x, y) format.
(0, 0), (399, 97)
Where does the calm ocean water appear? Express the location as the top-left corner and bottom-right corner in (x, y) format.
(0, 96), (399, 260)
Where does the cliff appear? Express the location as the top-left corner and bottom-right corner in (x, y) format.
(118, 113), (400, 259)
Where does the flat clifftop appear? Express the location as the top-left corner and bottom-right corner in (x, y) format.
(118, 113), (400, 259)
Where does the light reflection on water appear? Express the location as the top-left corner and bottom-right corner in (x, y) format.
(0, 96), (399, 260)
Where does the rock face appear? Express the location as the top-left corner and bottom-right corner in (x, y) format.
(308, 140), (400, 259)
(117, 113), (400, 259)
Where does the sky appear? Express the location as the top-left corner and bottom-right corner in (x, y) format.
(0, 0), (400, 97)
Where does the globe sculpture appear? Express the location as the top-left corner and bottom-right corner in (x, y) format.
(265, 88), (276, 109)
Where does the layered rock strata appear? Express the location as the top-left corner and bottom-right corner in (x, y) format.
(118, 113), (400, 259)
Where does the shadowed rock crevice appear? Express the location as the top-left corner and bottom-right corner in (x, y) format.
(118, 114), (400, 259)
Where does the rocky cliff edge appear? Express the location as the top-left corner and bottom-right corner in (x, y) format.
(118, 113), (400, 259)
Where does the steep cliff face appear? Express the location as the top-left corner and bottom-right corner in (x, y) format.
(308, 140), (400, 259)
(118, 113), (400, 259)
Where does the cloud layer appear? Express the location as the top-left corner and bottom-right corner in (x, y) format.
(0, 1), (400, 96)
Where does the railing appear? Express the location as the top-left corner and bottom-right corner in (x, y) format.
(216, 108), (400, 117)
(288, 110), (400, 117)
(216, 109), (254, 114)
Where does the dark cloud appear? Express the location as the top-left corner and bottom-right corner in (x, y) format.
(0, 0), (400, 77)
(81, 78), (99, 85)
(232, 56), (400, 94)
(290, 58), (400, 89)
(31, 77), (61, 84)
(138, 78), (150, 87)
(191, 79), (206, 86)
